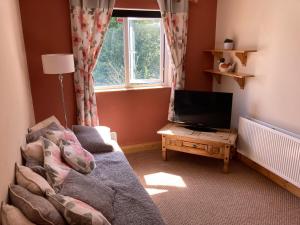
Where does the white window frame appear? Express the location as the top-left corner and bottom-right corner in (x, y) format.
(94, 15), (166, 90)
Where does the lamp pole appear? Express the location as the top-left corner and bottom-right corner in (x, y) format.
(58, 74), (68, 128)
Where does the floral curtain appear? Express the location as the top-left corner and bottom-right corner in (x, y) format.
(69, 0), (115, 126)
(157, 0), (189, 121)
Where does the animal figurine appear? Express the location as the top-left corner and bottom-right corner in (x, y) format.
(218, 58), (236, 73)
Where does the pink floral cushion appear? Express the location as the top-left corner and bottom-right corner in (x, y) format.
(45, 129), (79, 146)
(60, 139), (96, 174)
(45, 129), (96, 174)
(41, 137), (71, 191)
(28, 116), (64, 133)
(46, 192), (111, 225)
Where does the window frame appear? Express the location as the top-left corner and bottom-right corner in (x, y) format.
(94, 15), (166, 91)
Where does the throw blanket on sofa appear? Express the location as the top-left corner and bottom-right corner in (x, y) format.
(90, 143), (165, 225)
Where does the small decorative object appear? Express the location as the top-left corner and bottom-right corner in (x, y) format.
(218, 58), (236, 73)
(224, 38), (234, 50)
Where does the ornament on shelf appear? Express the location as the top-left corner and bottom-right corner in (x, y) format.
(224, 38), (234, 50)
(218, 58), (236, 73)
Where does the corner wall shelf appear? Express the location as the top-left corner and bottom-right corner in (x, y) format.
(204, 49), (257, 66)
(204, 69), (255, 89)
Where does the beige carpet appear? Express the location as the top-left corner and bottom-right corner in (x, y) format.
(126, 150), (300, 225)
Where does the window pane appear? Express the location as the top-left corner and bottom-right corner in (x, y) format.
(94, 17), (125, 87)
(128, 18), (161, 84)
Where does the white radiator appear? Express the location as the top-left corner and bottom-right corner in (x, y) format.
(238, 117), (300, 188)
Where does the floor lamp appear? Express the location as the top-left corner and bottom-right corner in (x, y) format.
(41, 54), (75, 128)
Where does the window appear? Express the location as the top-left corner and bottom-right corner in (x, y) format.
(94, 12), (165, 89)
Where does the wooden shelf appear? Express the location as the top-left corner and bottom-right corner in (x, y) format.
(204, 69), (255, 89)
(204, 49), (257, 66)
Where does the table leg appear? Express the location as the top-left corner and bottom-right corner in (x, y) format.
(162, 135), (167, 161)
(223, 145), (230, 173)
(162, 149), (167, 161)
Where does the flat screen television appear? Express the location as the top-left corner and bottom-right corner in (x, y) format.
(173, 90), (233, 131)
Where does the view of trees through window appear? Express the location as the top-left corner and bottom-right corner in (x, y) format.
(94, 17), (125, 87)
(94, 17), (162, 87)
(128, 18), (161, 82)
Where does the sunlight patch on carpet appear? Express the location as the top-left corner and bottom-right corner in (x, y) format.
(145, 188), (168, 196)
(144, 172), (186, 188)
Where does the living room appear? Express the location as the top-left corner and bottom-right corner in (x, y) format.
(0, 0), (299, 225)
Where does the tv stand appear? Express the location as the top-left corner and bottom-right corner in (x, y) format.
(183, 125), (217, 132)
(157, 123), (237, 173)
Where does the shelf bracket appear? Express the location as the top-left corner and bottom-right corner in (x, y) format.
(235, 52), (248, 66)
(212, 52), (223, 59)
(234, 77), (245, 89)
(213, 75), (222, 84)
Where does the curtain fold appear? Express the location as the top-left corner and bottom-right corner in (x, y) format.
(69, 0), (115, 126)
(157, 0), (189, 121)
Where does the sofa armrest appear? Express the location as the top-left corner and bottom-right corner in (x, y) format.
(93, 126), (112, 143)
(110, 132), (117, 142)
(94, 126), (117, 143)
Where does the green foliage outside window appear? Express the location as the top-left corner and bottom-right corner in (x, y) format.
(129, 19), (161, 81)
(94, 17), (125, 86)
(94, 17), (161, 87)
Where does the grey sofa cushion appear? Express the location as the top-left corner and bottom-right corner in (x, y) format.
(9, 185), (66, 225)
(59, 169), (115, 222)
(26, 122), (62, 143)
(72, 125), (113, 153)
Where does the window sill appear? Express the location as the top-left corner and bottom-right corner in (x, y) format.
(95, 85), (171, 93)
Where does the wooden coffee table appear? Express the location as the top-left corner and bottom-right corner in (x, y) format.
(157, 123), (237, 172)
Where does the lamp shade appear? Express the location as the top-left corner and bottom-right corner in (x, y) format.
(41, 54), (75, 74)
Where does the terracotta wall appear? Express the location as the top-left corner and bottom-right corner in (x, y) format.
(19, 0), (76, 127)
(19, 0), (217, 146)
(97, 88), (171, 145)
(185, 0), (217, 91)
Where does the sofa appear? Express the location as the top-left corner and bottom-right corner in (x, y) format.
(3, 117), (165, 225)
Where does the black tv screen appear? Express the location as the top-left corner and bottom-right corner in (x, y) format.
(174, 90), (233, 129)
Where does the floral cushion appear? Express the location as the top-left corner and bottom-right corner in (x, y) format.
(60, 139), (96, 174)
(45, 129), (80, 146)
(41, 137), (71, 191)
(45, 129), (96, 174)
(28, 116), (64, 133)
(15, 164), (55, 196)
(26, 122), (63, 143)
(25, 159), (47, 178)
(46, 192), (110, 225)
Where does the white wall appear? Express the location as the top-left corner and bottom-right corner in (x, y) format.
(0, 0), (35, 201)
(214, 0), (300, 135)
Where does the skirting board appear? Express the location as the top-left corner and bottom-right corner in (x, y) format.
(237, 153), (300, 198)
(122, 141), (162, 154)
